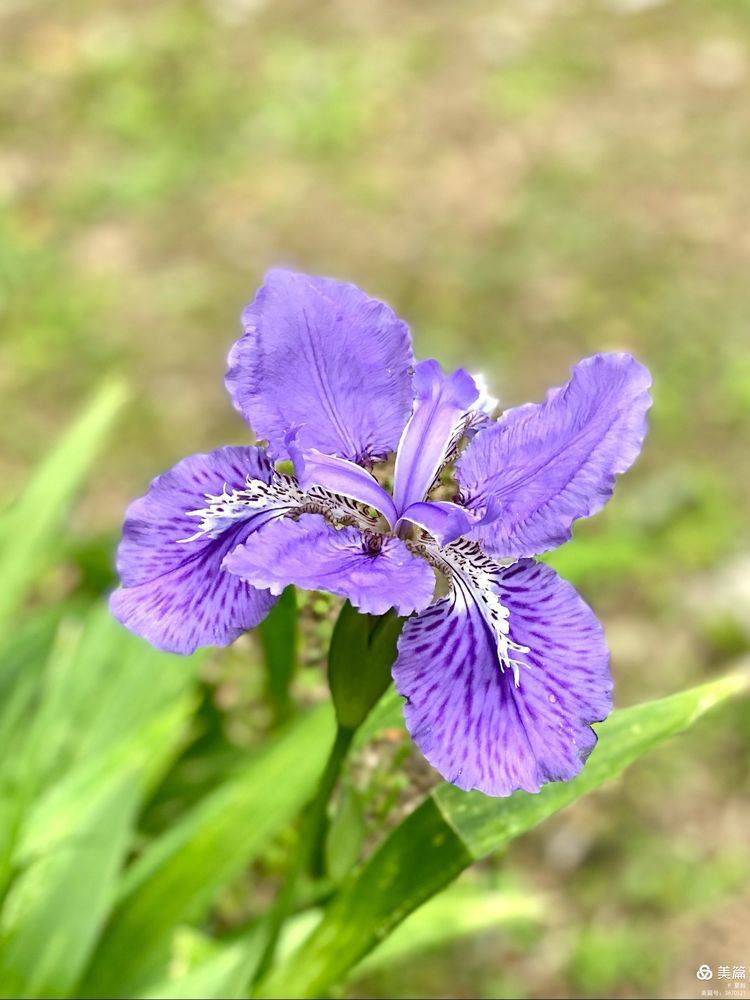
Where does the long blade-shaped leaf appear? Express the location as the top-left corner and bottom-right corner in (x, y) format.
(83, 702), (336, 997)
(258, 586), (297, 726)
(0, 608), (198, 999)
(138, 933), (264, 1000)
(0, 610), (63, 885)
(356, 880), (543, 977)
(138, 881), (542, 1000)
(0, 700), (192, 1000)
(0, 609), (201, 897)
(258, 671), (749, 997)
(0, 380), (127, 634)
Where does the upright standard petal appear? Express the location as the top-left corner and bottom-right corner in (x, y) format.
(456, 353), (652, 559)
(392, 360), (480, 516)
(224, 513), (435, 618)
(226, 269), (414, 463)
(110, 447), (282, 654)
(392, 552), (612, 796)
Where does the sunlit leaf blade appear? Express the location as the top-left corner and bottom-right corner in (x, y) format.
(83, 702), (336, 998)
(143, 881), (542, 1000)
(258, 586), (297, 726)
(0, 704), (192, 1000)
(138, 931), (264, 1000)
(0, 608), (201, 898)
(257, 797), (470, 999)
(0, 380), (127, 635)
(0, 613), (197, 999)
(257, 671), (749, 998)
(325, 784), (366, 884)
(0, 606), (61, 701)
(0, 609), (63, 886)
(31, 609), (197, 789)
(356, 880), (544, 977)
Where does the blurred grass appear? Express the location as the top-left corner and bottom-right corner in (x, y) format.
(1, 0), (749, 997)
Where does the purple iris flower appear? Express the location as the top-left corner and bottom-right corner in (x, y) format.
(111, 269), (652, 796)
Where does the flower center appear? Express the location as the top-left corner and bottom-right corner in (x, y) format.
(362, 530), (384, 556)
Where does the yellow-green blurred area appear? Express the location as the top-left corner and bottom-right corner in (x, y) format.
(1, 0), (749, 998)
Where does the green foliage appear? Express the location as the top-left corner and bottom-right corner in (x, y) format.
(325, 783), (366, 884)
(258, 587), (298, 726)
(84, 704), (335, 997)
(0, 381), (127, 636)
(257, 672), (748, 999)
(328, 602), (403, 730)
(357, 879), (544, 978)
(1, 374), (747, 997)
(139, 931), (264, 1000)
(4, 3), (750, 995)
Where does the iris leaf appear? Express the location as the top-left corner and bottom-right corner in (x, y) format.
(355, 879), (544, 978)
(0, 610), (197, 998)
(137, 880), (543, 999)
(0, 380), (127, 635)
(257, 670), (749, 998)
(137, 932), (265, 1000)
(328, 602), (403, 731)
(258, 585), (298, 726)
(82, 702), (336, 997)
(325, 783), (366, 884)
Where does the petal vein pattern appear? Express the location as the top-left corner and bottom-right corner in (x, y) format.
(181, 475), (306, 541)
(226, 270), (415, 462)
(293, 449), (398, 526)
(392, 557), (612, 796)
(110, 446), (281, 655)
(457, 353), (652, 558)
(433, 540), (530, 686)
(224, 513), (435, 617)
(183, 473), (379, 543)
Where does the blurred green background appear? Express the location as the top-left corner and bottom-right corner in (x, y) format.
(1, 0), (749, 997)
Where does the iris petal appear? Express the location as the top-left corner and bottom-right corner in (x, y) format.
(397, 500), (474, 547)
(294, 448), (398, 526)
(226, 269), (414, 463)
(398, 497), (503, 547)
(224, 513), (435, 618)
(456, 353), (652, 559)
(392, 552), (612, 796)
(392, 360), (480, 516)
(110, 447), (279, 654)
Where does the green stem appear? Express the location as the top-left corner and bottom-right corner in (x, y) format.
(306, 724), (355, 878)
(251, 723), (354, 989)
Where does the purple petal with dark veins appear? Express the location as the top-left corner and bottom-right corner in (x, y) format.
(392, 559), (612, 796)
(392, 360), (479, 515)
(226, 269), (414, 463)
(456, 353), (652, 559)
(110, 446), (279, 654)
(224, 513), (435, 617)
(294, 448), (398, 526)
